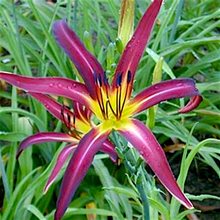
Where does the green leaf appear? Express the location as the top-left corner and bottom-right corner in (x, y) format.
(0, 131), (26, 142)
(26, 204), (47, 220)
(188, 194), (220, 201)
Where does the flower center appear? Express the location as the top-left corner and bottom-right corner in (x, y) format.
(93, 71), (132, 121)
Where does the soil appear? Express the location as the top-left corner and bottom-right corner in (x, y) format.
(172, 157), (220, 220)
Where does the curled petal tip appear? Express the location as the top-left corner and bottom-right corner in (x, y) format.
(173, 191), (193, 209)
(43, 188), (47, 194)
(185, 200), (194, 209)
(131, 78), (201, 115)
(179, 95), (203, 113)
(43, 186), (49, 194)
(43, 182), (53, 194)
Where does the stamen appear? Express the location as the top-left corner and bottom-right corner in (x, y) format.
(61, 105), (69, 128)
(96, 91), (106, 119)
(118, 83), (122, 118)
(67, 112), (71, 127)
(94, 72), (107, 119)
(61, 105), (82, 139)
(119, 70), (132, 118)
(105, 100), (109, 118)
(73, 113), (76, 127)
(99, 86), (107, 118)
(116, 73), (123, 118)
(69, 128), (81, 139)
(61, 105), (74, 129)
(116, 86), (119, 116)
(107, 100), (117, 117)
(104, 78), (118, 118)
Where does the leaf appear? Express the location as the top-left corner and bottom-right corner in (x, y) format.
(26, 204), (47, 220)
(0, 131), (26, 142)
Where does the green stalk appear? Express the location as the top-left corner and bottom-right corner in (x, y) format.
(147, 57), (163, 129)
(136, 173), (150, 220)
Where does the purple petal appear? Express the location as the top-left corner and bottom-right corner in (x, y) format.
(44, 144), (77, 193)
(112, 0), (163, 93)
(53, 20), (105, 99)
(179, 95), (203, 113)
(29, 92), (74, 122)
(130, 78), (201, 114)
(17, 132), (76, 158)
(44, 140), (117, 193)
(55, 127), (110, 220)
(101, 140), (118, 164)
(0, 72), (90, 107)
(118, 119), (193, 209)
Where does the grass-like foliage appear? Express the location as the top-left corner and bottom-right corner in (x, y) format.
(0, 0), (220, 219)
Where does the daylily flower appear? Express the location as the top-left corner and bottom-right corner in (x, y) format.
(0, 0), (203, 219)
(17, 92), (118, 192)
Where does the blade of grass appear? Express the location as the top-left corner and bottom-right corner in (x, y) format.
(169, 0), (185, 43)
(178, 9), (220, 39)
(26, 204), (47, 220)
(6, 86), (18, 193)
(0, 148), (10, 201)
(2, 168), (40, 220)
(0, 107), (45, 131)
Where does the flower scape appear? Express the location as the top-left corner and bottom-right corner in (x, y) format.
(0, 0), (202, 219)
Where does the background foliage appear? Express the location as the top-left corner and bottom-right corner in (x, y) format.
(0, 0), (220, 219)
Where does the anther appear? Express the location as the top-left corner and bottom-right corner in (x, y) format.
(116, 73), (122, 87)
(127, 70), (132, 84)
